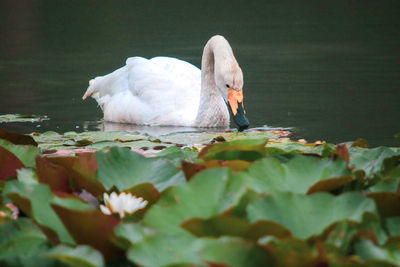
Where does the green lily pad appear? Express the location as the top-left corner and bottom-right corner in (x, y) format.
(159, 130), (279, 145)
(4, 180), (76, 244)
(95, 147), (185, 192)
(142, 168), (247, 235)
(247, 192), (377, 239)
(198, 139), (267, 161)
(0, 218), (57, 267)
(44, 244), (105, 267)
(127, 235), (271, 267)
(355, 239), (400, 266)
(181, 214), (291, 240)
(349, 147), (400, 178)
(238, 155), (351, 194)
(0, 114), (49, 123)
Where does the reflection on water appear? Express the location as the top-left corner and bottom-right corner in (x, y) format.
(0, 1), (399, 146)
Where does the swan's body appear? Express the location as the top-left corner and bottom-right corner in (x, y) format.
(83, 35), (249, 129)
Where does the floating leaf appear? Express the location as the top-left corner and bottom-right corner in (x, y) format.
(198, 139), (267, 161)
(4, 180), (76, 244)
(238, 155), (351, 194)
(96, 147), (185, 192)
(0, 114), (48, 123)
(0, 128), (37, 146)
(142, 168), (246, 235)
(127, 235), (271, 267)
(306, 175), (354, 195)
(44, 244), (105, 267)
(247, 192), (377, 239)
(46, 153), (104, 197)
(0, 146), (24, 180)
(367, 192), (400, 217)
(349, 147), (400, 178)
(0, 218), (56, 267)
(36, 157), (71, 193)
(182, 214), (291, 240)
(355, 239), (400, 266)
(0, 139), (40, 168)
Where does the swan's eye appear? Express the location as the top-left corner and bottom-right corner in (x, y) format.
(225, 84), (230, 88)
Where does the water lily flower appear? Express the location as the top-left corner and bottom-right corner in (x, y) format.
(100, 192), (148, 218)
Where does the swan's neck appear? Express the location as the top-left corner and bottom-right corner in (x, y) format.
(194, 36), (233, 127)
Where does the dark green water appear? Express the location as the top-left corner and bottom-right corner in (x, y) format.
(1, 0), (399, 146)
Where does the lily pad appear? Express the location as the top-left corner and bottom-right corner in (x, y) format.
(246, 192), (377, 239)
(0, 218), (56, 267)
(142, 168), (247, 235)
(95, 147), (185, 192)
(0, 139), (40, 168)
(198, 139), (268, 161)
(238, 155), (351, 194)
(0, 114), (49, 123)
(0, 128), (38, 146)
(127, 235), (271, 267)
(355, 239), (400, 266)
(349, 147), (400, 178)
(44, 244), (105, 267)
(0, 146), (24, 180)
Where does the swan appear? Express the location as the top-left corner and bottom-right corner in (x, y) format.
(82, 35), (249, 130)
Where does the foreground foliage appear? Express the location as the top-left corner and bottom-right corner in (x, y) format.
(1, 127), (400, 267)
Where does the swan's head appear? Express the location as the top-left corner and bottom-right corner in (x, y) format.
(215, 63), (249, 131)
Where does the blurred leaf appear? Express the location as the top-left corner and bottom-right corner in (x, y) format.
(386, 217), (400, 237)
(0, 139), (40, 168)
(36, 157), (71, 193)
(47, 153), (105, 197)
(239, 155), (351, 194)
(0, 146), (24, 180)
(198, 139), (267, 161)
(307, 175), (354, 195)
(142, 168), (246, 235)
(336, 144), (350, 164)
(4, 180), (76, 244)
(368, 177), (400, 193)
(17, 168), (39, 185)
(154, 146), (198, 166)
(259, 238), (328, 267)
(367, 192), (400, 217)
(0, 128), (38, 146)
(44, 245), (105, 267)
(113, 223), (155, 249)
(351, 138), (369, 148)
(0, 218), (58, 267)
(182, 214), (291, 240)
(0, 114), (48, 123)
(247, 192), (377, 239)
(127, 235), (271, 267)
(182, 160), (251, 181)
(349, 147), (400, 178)
(355, 239), (400, 266)
(96, 147), (185, 192)
(51, 202), (121, 260)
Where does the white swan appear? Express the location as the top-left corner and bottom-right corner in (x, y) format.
(82, 35), (249, 130)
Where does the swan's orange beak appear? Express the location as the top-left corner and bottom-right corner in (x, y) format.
(227, 88), (249, 131)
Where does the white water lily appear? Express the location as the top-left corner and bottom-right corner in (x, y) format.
(100, 192), (148, 218)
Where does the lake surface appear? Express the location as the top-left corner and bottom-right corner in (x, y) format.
(1, 0), (399, 146)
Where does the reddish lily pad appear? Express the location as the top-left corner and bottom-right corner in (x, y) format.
(0, 128), (37, 146)
(0, 146), (24, 180)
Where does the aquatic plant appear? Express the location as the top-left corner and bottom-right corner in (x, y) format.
(0, 127), (400, 266)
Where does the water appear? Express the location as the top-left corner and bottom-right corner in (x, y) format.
(1, 0), (399, 146)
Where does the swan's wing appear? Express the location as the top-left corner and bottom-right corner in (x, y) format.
(83, 56), (201, 125)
